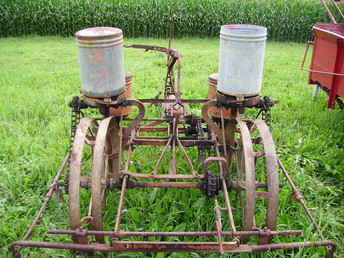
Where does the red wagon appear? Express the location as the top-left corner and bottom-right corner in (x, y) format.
(303, 22), (344, 108)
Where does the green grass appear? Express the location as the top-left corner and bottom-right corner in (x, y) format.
(0, 36), (343, 257)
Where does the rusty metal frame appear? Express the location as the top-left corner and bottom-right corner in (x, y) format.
(11, 44), (336, 257)
(13, 240), (336, 255)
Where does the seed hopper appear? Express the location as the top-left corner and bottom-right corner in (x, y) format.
(12, 25), (336, 257)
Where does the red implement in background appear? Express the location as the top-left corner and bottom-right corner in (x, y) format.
(303, 23), (344, 108)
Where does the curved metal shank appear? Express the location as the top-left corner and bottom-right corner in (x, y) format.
(203, 157), (228, 175)
(124, 44), (181, 95)
(124, 99), (145, 133)
(124, 44), (181, 60)
(124, 44), (180, 79)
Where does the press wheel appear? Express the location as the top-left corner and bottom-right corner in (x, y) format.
(91, 116), (121, 243)
(235, 120), (256, 239)
(250, 119), (279, 244)
(68, 117), (96, 243)
(233, 119), (279, 244)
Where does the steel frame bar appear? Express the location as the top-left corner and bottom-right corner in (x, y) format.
(111, 240), (239, 252)
(12, 240), (335, 255)
(124, 172), (203, 179)
(124, 118), (170, 122)
(137, 98), (208, 104)
(126, 181), (201, 188)
(135, 135), (170, 139)
(79, 177), (276, 190)
(46, 229), (304, 237)
(132, 138), (213, 146)
(132, 127), (186, 132)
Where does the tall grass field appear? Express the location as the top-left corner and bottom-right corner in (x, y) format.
(0, 36), (343, 257)
(1, 0), (342, 41)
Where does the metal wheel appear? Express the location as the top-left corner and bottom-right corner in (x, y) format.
(234, 120), (256, 239)
(68, 117), (96, 243)
(90, 101), (143, 243)
(91, 116), (121, 243)
(250, 119), (279, 244)
(232, 119), (279, 244)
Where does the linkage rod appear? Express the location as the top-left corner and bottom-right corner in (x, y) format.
(152, 137), (172, 175)
(23, 152), (70, 240)
(113, 175), (128, 235)
(214, 199), (224, 254)
(176, 137), (198, 175)
(214, 145), (237, 233)
(278, 159), (325, 240)
(222, 179), (237, 233)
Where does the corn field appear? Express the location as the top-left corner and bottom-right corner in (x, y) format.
(0, 0), (335, 41)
